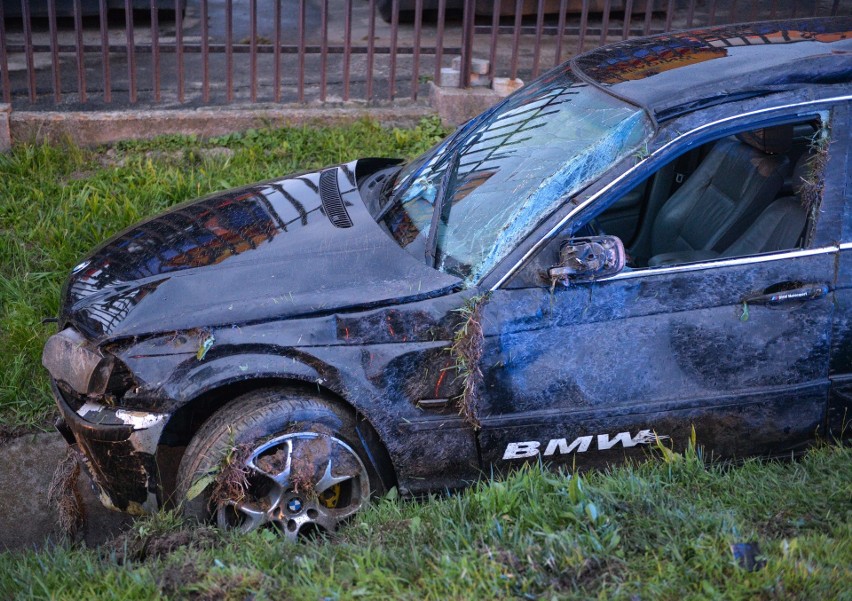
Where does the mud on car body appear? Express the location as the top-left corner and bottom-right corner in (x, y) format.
(44, 17), (852, 537)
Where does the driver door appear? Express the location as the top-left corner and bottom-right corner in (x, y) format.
(478, 251), (834, 470)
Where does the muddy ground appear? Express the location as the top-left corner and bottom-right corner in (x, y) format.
(0, 432), (133, 552)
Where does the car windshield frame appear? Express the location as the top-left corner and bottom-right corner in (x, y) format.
(381, 65), (653, 284)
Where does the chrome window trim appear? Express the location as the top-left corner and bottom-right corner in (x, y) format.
(491, 94), (852, 291)
(839, 242), (852, 251)
(601, 246), (837, 282)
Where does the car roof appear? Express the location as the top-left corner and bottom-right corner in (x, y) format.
(572, 17), (852, 122)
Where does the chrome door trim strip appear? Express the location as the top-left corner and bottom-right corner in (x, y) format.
(601, 246), (837, 282)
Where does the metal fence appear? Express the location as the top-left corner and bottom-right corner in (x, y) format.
(0, 0), (847, 109)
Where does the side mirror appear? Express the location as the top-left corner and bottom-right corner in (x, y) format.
(548, 235), (626, 284)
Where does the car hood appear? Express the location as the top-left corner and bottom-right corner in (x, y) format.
(61, 160), (461, 342)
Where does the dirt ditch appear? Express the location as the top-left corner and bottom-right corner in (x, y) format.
(0, 432), (133, 551)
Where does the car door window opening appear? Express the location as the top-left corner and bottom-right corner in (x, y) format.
(566, 113), (832, 280)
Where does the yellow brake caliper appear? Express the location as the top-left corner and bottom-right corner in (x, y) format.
(318, 483), (341, 508)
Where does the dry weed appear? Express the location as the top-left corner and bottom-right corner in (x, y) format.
(800, 128), (830, 244)
(48, 446), (85, 537)
(448, 294), (488, 429)
(208, 444), (252, 511)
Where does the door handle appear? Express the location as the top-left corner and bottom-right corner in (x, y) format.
(745, 283), (830, 306)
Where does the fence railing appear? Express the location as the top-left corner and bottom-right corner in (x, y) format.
(0, 0), (846, 109)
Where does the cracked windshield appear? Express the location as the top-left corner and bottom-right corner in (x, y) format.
(383, 69), (652, 282)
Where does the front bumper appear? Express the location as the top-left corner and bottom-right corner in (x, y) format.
(51, 379), (168, 515)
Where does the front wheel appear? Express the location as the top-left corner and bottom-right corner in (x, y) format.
(175, 388), (387, 540)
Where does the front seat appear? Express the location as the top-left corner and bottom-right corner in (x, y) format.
(647, 124), (792, 267)
(648, 153), (811, 265)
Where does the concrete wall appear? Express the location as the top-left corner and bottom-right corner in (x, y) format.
(5, 105), (436, 149)
(0, 85), (512, 150)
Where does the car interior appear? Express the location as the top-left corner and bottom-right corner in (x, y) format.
(594, 118), (823, 270)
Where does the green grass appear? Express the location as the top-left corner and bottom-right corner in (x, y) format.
(1, 443), (850, 600)
(0, 118), (447, 430)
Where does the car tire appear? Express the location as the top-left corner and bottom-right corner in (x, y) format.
(175, 387), (389, 539)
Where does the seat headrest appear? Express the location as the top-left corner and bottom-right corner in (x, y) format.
(735, 124), (793, 154)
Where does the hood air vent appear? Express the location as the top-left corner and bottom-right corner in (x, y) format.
(319, 168), (353, 228)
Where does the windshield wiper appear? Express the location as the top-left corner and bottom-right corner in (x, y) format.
(374, 166), (404, 222)
(424, 150), (461, 268)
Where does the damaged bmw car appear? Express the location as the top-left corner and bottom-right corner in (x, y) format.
(44, 17), (852, 538)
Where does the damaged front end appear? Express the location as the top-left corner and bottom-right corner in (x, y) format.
(41, 159), (467, 515)
(44, 327), (168, 514)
